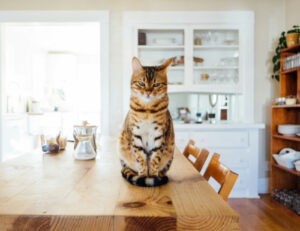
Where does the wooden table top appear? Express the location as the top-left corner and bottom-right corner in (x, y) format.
(0, 137), (239, 231)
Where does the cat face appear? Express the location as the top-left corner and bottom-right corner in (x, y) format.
(130, 57), (172, 102)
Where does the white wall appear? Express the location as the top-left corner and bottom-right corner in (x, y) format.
(0, 0), (288, 182)
(286, 0), (300, 29)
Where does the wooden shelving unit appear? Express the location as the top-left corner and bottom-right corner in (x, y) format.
(270, 43), (300, 195)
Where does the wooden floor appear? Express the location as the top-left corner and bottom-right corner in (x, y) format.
(228, 194), (300, 231)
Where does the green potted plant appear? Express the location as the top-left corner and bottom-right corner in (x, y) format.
(272, 25), (300, 81)
(286, 25), (300, 47)
(272, 32), (287, 81)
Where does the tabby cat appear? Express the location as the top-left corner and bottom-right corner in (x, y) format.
(118, 57), (175, 187)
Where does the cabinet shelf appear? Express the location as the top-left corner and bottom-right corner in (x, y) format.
(138, 45), (184, 50)
(194, 45), (238, 49)
(272, 104), (300, 109)
(281, 43), (300, 53)
(194, 66), (238, 70)
(169, 66), (184, 70)
(271, 42), (300, 205)
(273, 134), (300, 142)
(280, 68), (298, 75)
(168, 84), (240, 94)
(272, 163), (300, 177)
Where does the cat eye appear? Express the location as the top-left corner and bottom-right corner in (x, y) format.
(153, 83), (160, 87)
(138, 81), (145, 87)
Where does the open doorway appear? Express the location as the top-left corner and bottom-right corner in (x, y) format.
(1, 22), (101, 160)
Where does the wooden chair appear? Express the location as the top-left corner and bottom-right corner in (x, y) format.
(204, 153), (238, 201)
(183, 140), (209, 172)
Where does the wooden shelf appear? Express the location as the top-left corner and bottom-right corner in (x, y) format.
(272, 163), (300, 177)
(271, 45), (300, 195)
(281, 43), (300, 53)
(273, 134), (300, 142)
(280, 68), (298, 75)
(272, 104), (300, 109)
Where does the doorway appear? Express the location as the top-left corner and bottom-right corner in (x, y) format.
(0, 11), (109, 161)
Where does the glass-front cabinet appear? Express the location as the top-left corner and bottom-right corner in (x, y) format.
(123, 12), (254, 124)
(137, 29), (185, 85)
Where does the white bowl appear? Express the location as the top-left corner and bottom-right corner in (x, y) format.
(295, 160), (300, 172)
(278, 124), (300, 136)
(273, 151), (300, 169)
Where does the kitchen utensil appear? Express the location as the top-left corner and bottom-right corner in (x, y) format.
(195, 37), (202, 45)
(273, 150), (300, 169)
(177, 107), (190, 123)
(275, 97), (286, 105)
(31, 100), (41, 113)
(273, 148), (300, 169)
(73, 121), (97, 160)
(295, 160), (300, 171)
(220, 109), (228, 120)
(286, 96), (297, 105)
(208, 112), (216, 124)
(152, 37), (176, 45)
(209, 94), (218, 108)
(59, 136), (67, 150)
(40, 133), (60, 154)
(201, 73), (209, 80)
(138, 32), (146, 45)
(279, 148), (297, 155)
(278, 124), (300, 136)
(196, 112), (202, 124)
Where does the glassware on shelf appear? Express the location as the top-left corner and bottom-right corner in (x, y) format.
(283, 53), (300, 71)
(211, 32), (219, 45)
(223, 31), (237, 45)
(207, 32), (212, 45)
(194, 37), (202, 45)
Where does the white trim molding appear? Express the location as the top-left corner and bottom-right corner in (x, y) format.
(0, 11), (110, 161)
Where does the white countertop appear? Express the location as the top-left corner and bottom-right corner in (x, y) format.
(173, 121), (265, 130)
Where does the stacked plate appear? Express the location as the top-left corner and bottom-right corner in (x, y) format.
(278, 124), (300, 137)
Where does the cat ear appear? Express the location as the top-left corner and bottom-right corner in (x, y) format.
(132, 57), (143, 75)
(158, 58), (174, 71)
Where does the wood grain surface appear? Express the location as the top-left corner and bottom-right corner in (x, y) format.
(0, 137), (239, 231)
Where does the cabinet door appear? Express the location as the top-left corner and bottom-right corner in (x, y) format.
(191, 26), (241, 94)
(174, 131), (190, 152)
(189, 131), (248, 148)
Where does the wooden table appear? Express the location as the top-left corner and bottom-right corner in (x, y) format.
(0, 137), (239, 231)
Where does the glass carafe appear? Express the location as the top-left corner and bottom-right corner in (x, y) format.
(73, 121), (97, 160)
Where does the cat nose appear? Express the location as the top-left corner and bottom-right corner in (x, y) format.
(146, 90), (151, 96)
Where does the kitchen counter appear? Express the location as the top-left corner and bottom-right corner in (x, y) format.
(173, 122), (265, 198)
(174, 122), (265, 130)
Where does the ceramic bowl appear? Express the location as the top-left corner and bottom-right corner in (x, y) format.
(278, 124), (300, 136)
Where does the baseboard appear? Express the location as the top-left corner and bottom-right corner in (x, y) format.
(258, 177), (269, 194)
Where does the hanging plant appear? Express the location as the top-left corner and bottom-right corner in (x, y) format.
(272, 25), (300, 81)
(272, 32), (287, 81)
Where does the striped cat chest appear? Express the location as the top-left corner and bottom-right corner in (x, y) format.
(132, 121), (162, 153)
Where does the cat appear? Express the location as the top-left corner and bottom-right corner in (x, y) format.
(118, 57), (175, 187)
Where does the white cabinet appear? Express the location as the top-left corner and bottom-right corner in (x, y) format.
(174, 124), (264, 198)
(123, 12), (262, 198)
(123, 11), (254, 122)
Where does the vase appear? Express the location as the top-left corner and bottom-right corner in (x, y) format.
(286, 33), (299, 47)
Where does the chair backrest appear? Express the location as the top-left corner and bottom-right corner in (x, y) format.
(204, 153), (238, 201)
(183, 140), (209, 172)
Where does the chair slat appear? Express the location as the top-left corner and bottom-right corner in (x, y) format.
(183, 139), (209, 172)
(204, 153), (238, 201)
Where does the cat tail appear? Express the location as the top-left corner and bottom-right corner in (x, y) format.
(121, 167), (168, 187)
